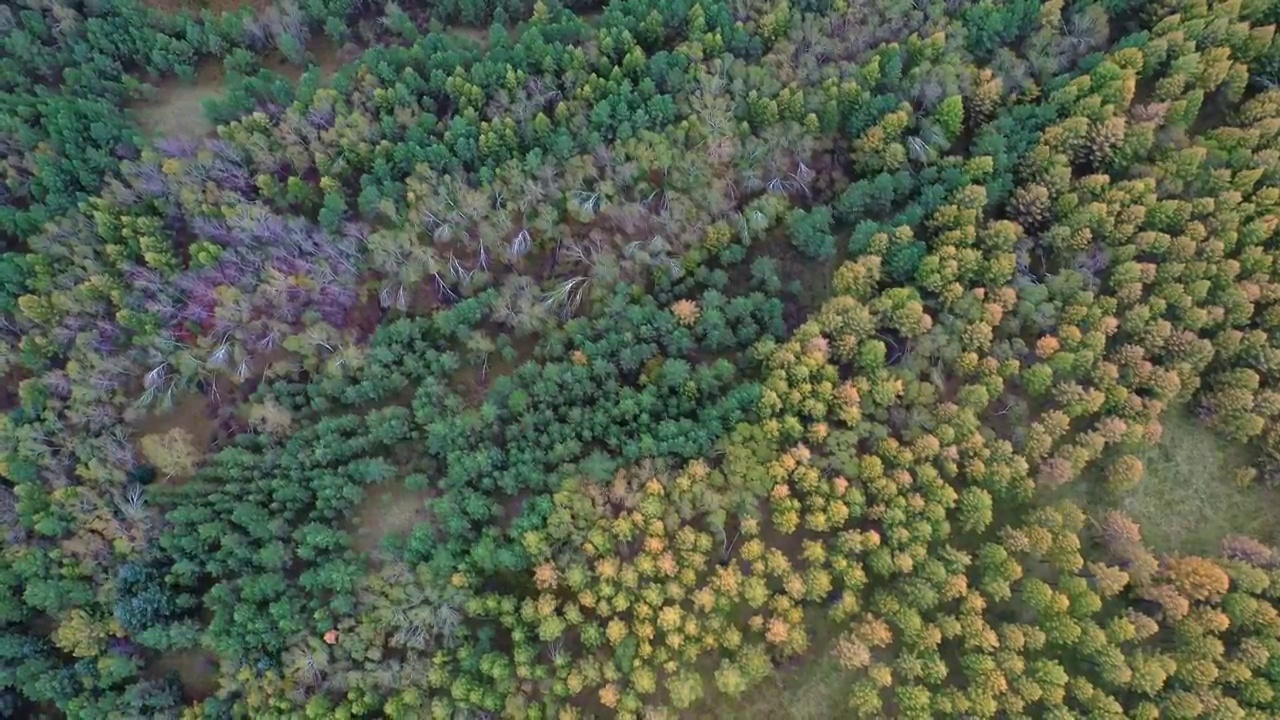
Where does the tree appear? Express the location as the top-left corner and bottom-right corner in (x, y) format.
(714, 658), (750, 697)
(52, 609), (109, 659)
(667, 670), (704, 709)
(934, 96), (965, 142)
(1161, 557), (1230, 602)
(1105, 455), (1144, 492)
(114, 563), (179, 638)
(247, 400), (294, 437)
(956, 487), (994, 534)
(139, 429), (200, 479)
(787, 206), (837, 260)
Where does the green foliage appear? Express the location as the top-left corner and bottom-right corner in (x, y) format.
(786, 206), (837, 260)
(7, 0), (1280, 717)
(962, 0), (1041, 59)
(160, 411), (409, 660)
(933, 95), (965, 142)
(0, 254), (30, 315)
(113, 562), (192, 648)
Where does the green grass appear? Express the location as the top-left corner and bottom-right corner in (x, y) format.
(1069, 408), (1280, 556)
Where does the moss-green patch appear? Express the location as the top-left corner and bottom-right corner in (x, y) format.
(1069, 408), (1280, 556)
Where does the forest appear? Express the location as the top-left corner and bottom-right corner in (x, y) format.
(7, 0), (1280, 716)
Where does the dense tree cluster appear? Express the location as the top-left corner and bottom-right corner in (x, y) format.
(5, 0), (1280, 716)
(0, 0), (385, 247)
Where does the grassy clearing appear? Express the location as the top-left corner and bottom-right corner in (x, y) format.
(133, 64), (223, 138)
(1065, 408), (1280, 556)
(268, 38), (349, 83)
(129, 391), (220, 485)
(133, 38), (350, 139)
(1120, 409), (1280, 554)
(697, 614), (848, 720)
(346, 479), (432, 555)
(141, 0), (269, 12)
(144, 648), (220, 701)
(711, 650), (846, 720)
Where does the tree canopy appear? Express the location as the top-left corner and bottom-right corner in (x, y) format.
(5, 0), (1280, 716)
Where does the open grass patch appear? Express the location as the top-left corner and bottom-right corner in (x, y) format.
(346, 479), (432, 555)
(132, 64), (224, 138)
(132, 38), (351, 139)
(1065, 408), (1280, 556)
(144, 648), (221, 701)
(141, 0), (270, 12)
(698, 614), (849, 720)
(128, 391), (220, 485)
(714, 650), (846, 720)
